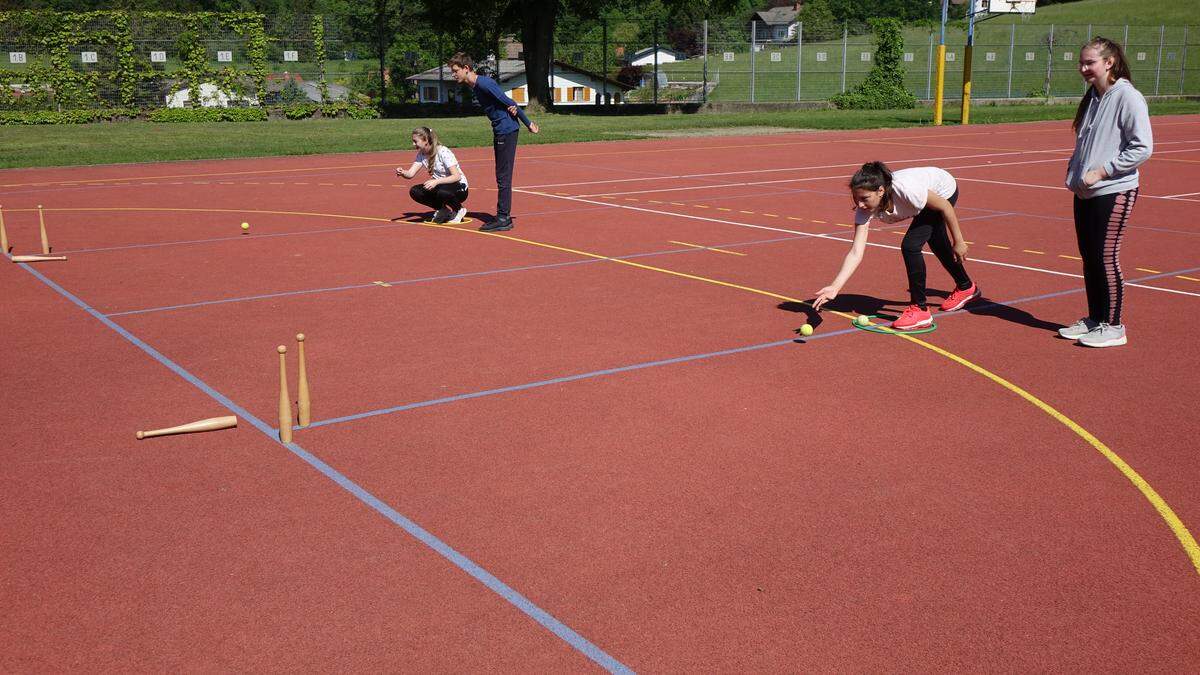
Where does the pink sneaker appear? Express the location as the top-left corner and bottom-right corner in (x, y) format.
(892, 304), (933, 331)
(939, 283), (980, 312)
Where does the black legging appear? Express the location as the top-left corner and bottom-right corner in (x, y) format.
(900, 189), (972, 307)
(410, 183), (468, 211)
(1073, 188), (1137, 325)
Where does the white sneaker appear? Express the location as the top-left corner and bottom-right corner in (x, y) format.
(448, 207), (468, 224)
(1058, 317), (1098, 339)
(1078, 323), (1127, 348)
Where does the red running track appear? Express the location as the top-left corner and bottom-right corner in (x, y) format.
(2, 116), (1199, 671)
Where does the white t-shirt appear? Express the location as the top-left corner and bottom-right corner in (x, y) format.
(855, 167), (956, 225)
(415, 145), (468, 188)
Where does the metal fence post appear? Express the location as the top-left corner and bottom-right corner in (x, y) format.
(841, 24), (848, 93)
(927, 31), (934, 100)
(1181, 25), (1189, 95)
(703, 20), (708, 104)
(602, 19), (608, 104)
(1123, 24), (1128, 49)
(1155, 24), (1164, 94)
(797, 21), (803, 101)
(1007, 22), (1015, 98)
(653, 19), (659, 104)
(1046, 24), (1054, 96)
(751, 19), (757, 103)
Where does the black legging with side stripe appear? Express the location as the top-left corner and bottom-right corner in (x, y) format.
(1073, 188), (1138, 325)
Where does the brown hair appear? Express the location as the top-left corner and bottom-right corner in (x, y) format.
(849, 161), (893, 211)
(447, 52), (473, 71)
(411, 126), (441, 173)
(1073, 37), (1133, 132)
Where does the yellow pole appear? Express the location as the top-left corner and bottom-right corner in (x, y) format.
(933, 44), (946, 125)
(961, 43), (974, 125)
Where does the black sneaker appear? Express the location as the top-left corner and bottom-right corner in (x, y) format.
(431, 207), (451, 224)
(479, 216), (513, 232)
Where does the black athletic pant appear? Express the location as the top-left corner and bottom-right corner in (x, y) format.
(1073, 188), (1137, 325)
(900, 189), (972, 308)
(493, 130), (518, 219)
(409, 183), (468, 212)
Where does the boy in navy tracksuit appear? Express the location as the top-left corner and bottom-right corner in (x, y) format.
(448, 53), (539, 232)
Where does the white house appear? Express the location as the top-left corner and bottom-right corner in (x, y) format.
(752, 4), (802, 42)
(406, 59), (633, 106)
(628, 47), (686, 66)
(165, 82), (258, 108)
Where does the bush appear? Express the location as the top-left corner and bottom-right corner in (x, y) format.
(616, 65), (644, 89)
(149, 107), (268, 122)
(0, 108), (140, 125)
(831, 18), (916, 110)
(277, 102), (379, 120)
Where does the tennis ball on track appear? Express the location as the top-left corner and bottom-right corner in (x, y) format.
(799, 324), (814, 337)
(241, 222), (250, 231)
(855, 315), (871, 327)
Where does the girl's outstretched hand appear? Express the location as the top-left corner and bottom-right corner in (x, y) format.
(813, 286), (838, 311)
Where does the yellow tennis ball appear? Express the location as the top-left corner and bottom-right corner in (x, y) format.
(799, 324), (814, 337)
(240, 222), (250, 230)
(855, 315), (870, 327)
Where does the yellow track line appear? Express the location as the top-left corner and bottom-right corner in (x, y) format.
(25, 204), (1200, 576)
(441, 224), (1200, 576)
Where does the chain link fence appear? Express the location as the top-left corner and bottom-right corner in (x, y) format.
(0, 13), (350, 109)
(1, 12), (1196, 110)
(552, 18), (1198, 104)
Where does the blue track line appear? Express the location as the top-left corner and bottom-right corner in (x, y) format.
(300, 264), (1200, 432)
(12, 259), (633, 674)
(104, 234), (817, 317)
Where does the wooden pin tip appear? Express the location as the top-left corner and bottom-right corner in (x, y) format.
(136, 430), (145, 440)
(277, 345), (287, 354)
(296, 333), (305, 342)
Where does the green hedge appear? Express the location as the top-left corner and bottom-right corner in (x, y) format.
(0, 104), (379, 125)
(0, 108), (139, 124)
(282, 102), (380, 120)
(148, 107), (268, 122)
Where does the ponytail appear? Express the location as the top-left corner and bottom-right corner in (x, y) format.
(850, 161), (893, 191)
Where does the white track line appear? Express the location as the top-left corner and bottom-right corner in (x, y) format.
(515, 188), (1200, 299)
(521, 140), (1200, 191)
(580, 156), (1073, 197)
(521, 148), (1074, 190)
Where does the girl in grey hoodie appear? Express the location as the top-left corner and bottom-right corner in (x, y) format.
(1061, 37), (1153, 348)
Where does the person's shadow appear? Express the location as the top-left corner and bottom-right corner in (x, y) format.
(926, 288), (1062, 332)
(779, 289), (1062, 337)
(777, 293), (905, 337)
(390, 210), (488, 225)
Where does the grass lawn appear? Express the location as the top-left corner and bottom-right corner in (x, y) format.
(1, 100), (1197, 170)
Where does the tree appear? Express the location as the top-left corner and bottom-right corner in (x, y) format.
(420, 0), (749, 108)
(800, 0), (838, 41)
(830, 18), (915, 109)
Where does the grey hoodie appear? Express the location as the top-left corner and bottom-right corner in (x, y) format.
(1064, 78), (1153, 199)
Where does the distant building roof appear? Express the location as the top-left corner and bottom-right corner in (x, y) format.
(754, 7), (801, 24)
(628, 47), (686, 60)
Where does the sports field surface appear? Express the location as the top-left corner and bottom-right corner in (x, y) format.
(2, 116), (1199, 670)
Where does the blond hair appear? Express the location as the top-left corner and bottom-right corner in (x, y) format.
(412, 126), (442, 174)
